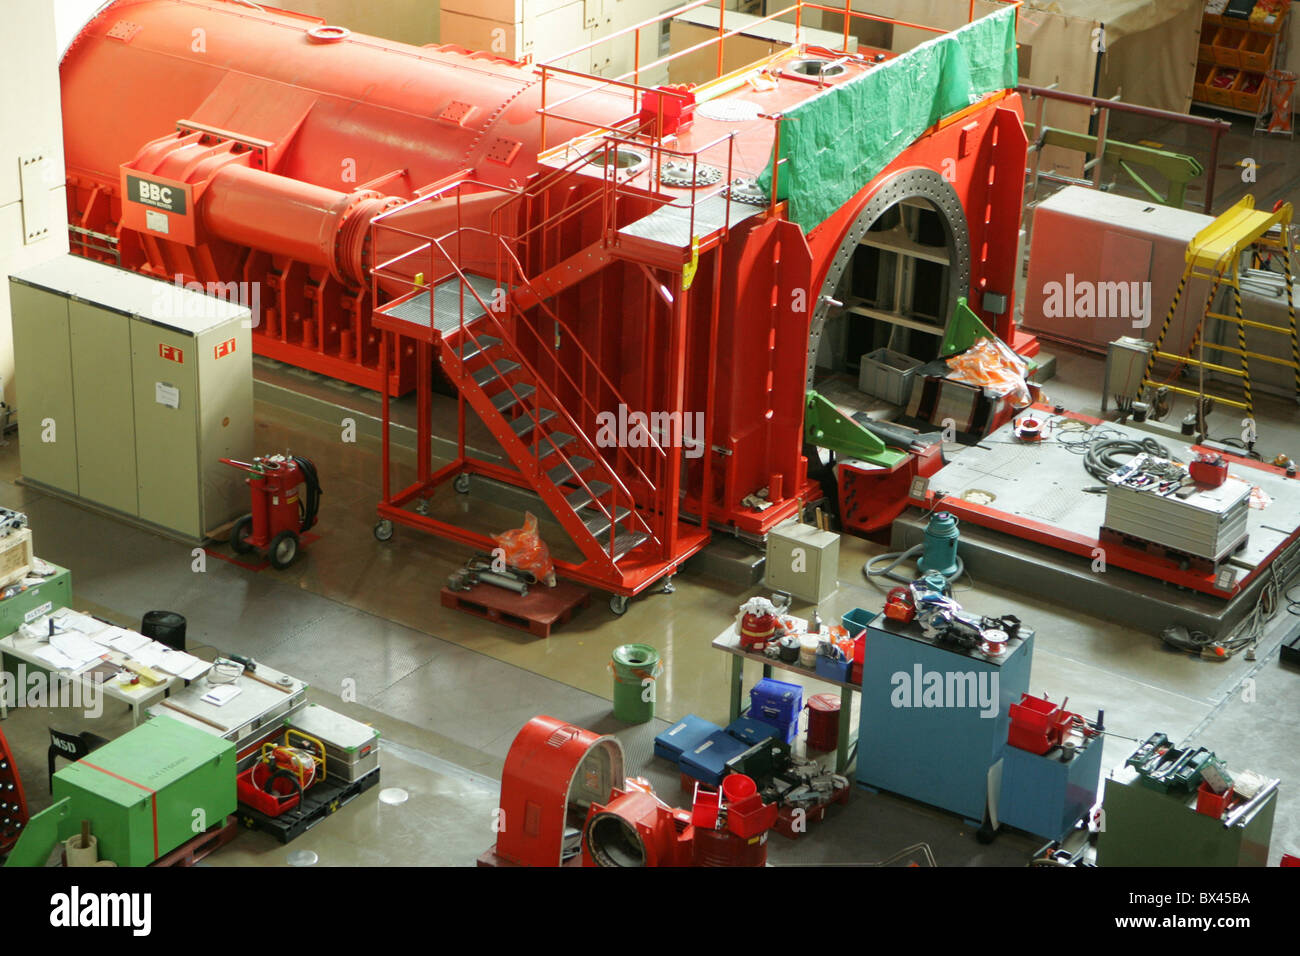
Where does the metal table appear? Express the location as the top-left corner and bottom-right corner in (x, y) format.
(711, 624), (858, 774)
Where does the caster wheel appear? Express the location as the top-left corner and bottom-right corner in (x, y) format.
(976, 822), (998, 844)
(454, 473), (471, 494)
(609, 594), (629, 616)
(373, 519), (394, 542)
(269, 530), (300, 570)
(230, 515), (255, 555)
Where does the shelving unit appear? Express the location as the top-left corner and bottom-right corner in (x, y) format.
(1194, 1), (1291, 129)
(831, 198), (952, 383)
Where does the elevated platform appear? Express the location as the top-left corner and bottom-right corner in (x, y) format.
(900, 406), (1300, 639)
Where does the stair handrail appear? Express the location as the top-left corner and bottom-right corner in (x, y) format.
(429, 238), (663, 555)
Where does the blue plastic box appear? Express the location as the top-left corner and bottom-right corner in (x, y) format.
(725, 716), (778, 748)
(815, 654), (852, 683)
(748, 678), (803, 743)
(654, 714), (721, 763)
(680, 730), (752, 786)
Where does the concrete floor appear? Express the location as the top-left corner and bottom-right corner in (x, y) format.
(2, 109), (1299, 868)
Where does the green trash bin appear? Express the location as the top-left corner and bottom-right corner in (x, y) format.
(610, 643), (661, 723)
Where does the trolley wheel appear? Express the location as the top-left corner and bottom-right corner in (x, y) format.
(373, 519), (394, 542)
(230, 515), (255, 555)
(454, 473), (472, 494)
(609, 594), (629, 616)
(269, 530), (300, 570)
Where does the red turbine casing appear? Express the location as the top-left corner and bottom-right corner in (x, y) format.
(60, 0), (630, 395)
(493, 716), (625, 867)
(582, 783), (695, 867)
(61, 1), (1031, 575)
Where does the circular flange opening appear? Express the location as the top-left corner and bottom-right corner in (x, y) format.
(660, 160), (723, 188)
(788, 58), (846, 78)
(307, 25), (351, 42)
(586, 147), (649, 172)
(586, 813), (646, 867)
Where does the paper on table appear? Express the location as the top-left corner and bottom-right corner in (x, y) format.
(64, 613), (108, 638)
(49, 632), (107, 669)
(33, 645), (77, 670)
(90, 625), (127, 647)
(108, 631), (151, 654)
(128, 642), (168, 669)
(157, 650), (208, 680)
(201, 684), (241, 706)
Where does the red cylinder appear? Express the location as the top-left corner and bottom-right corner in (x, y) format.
(693, 826), (768, 867)
(806, 693), (840, 752)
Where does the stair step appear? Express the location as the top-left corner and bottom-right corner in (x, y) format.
(566, 481), (611, 511)
(453, 336), (500, 361)
(491, 383), (535, 414)
(582, 505), (631, 538)
(610, 530), (650, 562)
(539, 432), (575, 455)
(547, 457), (594, 485)
(472, 360), (521, 387)
(509, 408), (557, 435)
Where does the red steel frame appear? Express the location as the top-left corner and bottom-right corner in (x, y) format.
(910, 404), (1300, 599)
(364, 0), (1029, 599)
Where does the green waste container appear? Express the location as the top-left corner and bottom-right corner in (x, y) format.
(610, 643), (661, 723)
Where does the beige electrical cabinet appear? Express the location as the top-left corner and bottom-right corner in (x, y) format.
(764, 520), (841, 605)
(9, 256), (253, 541)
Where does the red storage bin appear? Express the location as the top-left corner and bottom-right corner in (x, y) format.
(1196, 781), (1235, 819)
(1007, 693), (1075, 755)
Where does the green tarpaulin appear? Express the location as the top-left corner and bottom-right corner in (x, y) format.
(756, 6), (1018, 232)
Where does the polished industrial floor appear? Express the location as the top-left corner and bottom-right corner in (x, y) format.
(3, 107), (1300, 866)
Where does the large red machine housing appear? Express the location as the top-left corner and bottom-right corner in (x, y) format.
(59, 0), (1029, 600)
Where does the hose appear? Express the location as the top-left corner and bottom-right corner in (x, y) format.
(1082, 435), (1171, 482)
(862, 543), (964, 589)
(293, 456), (323, 532)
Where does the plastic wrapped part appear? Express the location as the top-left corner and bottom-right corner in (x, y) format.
(492, 511), (556, 587)
(756, 6), (1018, 230)
(944, 336), (1031, 406)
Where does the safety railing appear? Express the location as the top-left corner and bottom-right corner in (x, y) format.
(536, 0), (1023, 240)
(371, 184), (671, 562)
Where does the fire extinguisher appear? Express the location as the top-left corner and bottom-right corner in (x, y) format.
(224, 454), (322, 569)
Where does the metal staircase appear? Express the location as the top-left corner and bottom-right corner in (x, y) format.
(370, 158), (711, 606)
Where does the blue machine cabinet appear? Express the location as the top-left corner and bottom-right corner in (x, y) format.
(997, 735), (1103, 841)
(856, 612), (1033, 822)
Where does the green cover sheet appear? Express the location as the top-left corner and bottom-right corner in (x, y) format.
(756, 6), (1018, 231)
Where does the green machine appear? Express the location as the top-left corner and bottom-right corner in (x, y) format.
(7, 715), (236, 867)
(1097, 736), (1278, 867)
(0, 563), (71, 635)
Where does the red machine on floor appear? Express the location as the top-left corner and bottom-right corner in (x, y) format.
(60, 0), (1030, 608)
(223, 454), (322, 569)
(0, 728), (29, 856)
(482, 716), (776, 867)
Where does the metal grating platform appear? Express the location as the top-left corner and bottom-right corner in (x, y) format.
(926, 415), (1300, 577)
(618, 193), (765, 249)
(380, 273), (499, 331)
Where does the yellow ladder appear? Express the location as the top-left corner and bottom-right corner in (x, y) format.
(1143, 196), (1299, 416)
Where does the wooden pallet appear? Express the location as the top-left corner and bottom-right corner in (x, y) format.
(150, 815), (239, 866)
(440, 580), (590, 638)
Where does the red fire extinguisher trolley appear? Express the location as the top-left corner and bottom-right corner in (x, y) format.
(222, 454), (322, 569)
